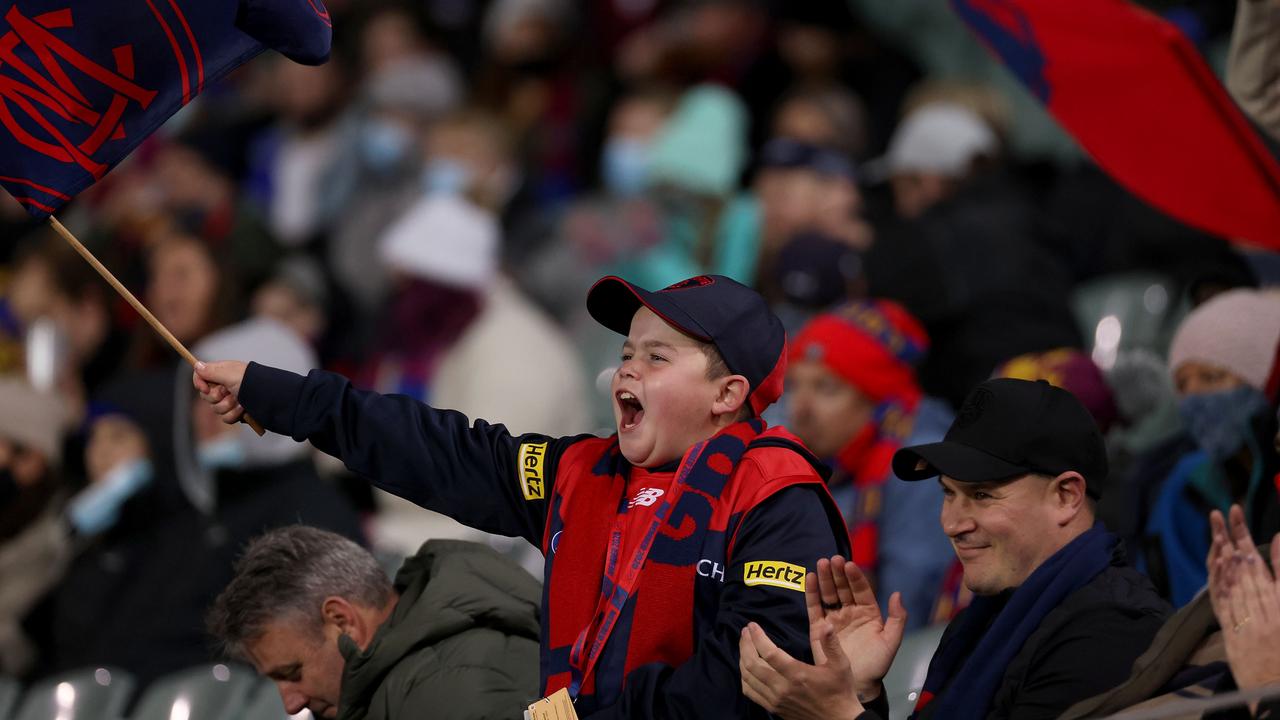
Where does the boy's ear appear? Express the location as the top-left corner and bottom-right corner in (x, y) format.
(712, 375), (750, 419)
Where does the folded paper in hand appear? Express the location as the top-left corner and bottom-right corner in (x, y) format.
(524, 688), (578, 720)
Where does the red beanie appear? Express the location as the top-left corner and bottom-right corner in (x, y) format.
(789, 300), (927, 409)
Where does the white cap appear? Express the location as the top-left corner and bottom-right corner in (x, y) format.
(884, 102), (997, 178)
(378, 195), (499, 290)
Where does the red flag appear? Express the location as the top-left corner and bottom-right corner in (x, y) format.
(953, 0), (1280, 249)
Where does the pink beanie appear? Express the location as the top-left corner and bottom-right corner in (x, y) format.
(1167, 289), (1280, 391)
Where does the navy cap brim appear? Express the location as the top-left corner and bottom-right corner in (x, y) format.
(892, 441), (1030, 483)
(586, 276), (713, 341)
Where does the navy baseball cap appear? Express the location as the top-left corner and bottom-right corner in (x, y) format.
(587, 275), (787, 416)
(892, 378), (1109, 498)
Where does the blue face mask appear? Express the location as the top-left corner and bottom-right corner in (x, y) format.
(359, 120), (414, 173)
(67, 459), (153, 536)
(197, 436), (247, 471)
(1178, 385), (1270, 461)
(602, 137), (651, 197)
(422, 158), (471, 196)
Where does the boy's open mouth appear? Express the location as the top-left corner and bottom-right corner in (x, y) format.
(617, 390), (645, 431)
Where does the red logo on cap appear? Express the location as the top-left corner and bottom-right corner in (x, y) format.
(660, 276), (714, 292)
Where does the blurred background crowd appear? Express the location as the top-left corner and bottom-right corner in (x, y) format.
(0, 0), (1277, 712)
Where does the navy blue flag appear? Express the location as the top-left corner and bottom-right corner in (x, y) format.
(0, 0), (331, 218)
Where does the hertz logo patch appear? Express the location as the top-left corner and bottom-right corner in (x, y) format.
(518, 442), (548, 500)
(743, 561), (807, 592)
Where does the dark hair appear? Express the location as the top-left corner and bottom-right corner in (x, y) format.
(207, 526), (392, 659)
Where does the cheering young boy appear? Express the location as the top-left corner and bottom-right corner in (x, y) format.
(194, 274), (849, 718)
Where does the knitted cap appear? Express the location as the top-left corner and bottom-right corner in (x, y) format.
(1168, 289), (1280, 391)
(789, 300), (927, 408)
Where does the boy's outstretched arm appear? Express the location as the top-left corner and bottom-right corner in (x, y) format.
(194, 360), (580, 543)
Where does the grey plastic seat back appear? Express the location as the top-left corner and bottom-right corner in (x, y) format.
(881, 623), (947, 720)
(128, 664), (256, 720)
(13, 667), (135, 720)
(0, 675), (21, 719)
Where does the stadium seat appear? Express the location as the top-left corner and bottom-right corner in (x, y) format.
(13, 667), (135, 720)
(128, 664), (257, 720)
(0, 675), (20, 718)
(881, 623), (946, 720)
(1070, 271), (1184, 365)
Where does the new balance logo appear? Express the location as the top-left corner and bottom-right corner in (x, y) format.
(628, 487), (664, 508)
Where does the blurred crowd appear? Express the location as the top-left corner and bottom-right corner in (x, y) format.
(0, 0), (1277, 706)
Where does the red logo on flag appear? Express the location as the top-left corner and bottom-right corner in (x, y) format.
(0, 5), (157, 195)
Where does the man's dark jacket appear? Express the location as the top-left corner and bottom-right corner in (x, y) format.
(864, 543), (1170, 720)
(337, 539), (541, 720)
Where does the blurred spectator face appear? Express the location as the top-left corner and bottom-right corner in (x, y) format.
(0, 378), (65, 537)
(757, 167), (862, 249)
(885, 102), (998, 219)
(684, 3), (763, 63)
(940, 473), (1067, 595)
(358, 108), (423, 175)
(491, 15), (560, 65)
(7, 247), (112, 371)
(771, 90), (868, 161)
(271, 60), (345, 131)
(786, 359), (873, 458)
(1173, 361), (1246, 396)
(0, 437), (49, 491)
(244, 616), (348, 718)
(891, 171), (952, 220)
(147, 235), (220, 344)
(601, 94), (671, 196)
(191, 395), (250, 472)
(361, 8), (429, 75)
(6, 251), (57, 325)
(154, 144), (228, 213)
(774, 98), (842, 150)
(85, 415), (148, 483)
(777, 24), (841, 80)
(252, 281), (325, 345)
(423, 116), (515, 210)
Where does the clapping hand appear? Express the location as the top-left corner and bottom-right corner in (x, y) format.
(1207, 504), (1280, 691)
(739, 555), (907, 719)
(807, 555), (907, 701)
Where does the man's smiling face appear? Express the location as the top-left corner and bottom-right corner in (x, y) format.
(939, 473), (1064, 595)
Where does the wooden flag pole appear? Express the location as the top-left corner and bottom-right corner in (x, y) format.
(47, 216), (266, 437)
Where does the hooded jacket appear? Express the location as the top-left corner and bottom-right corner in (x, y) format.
(336, 539), (541, 720)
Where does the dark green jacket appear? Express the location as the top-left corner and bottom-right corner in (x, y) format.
(336, 539), (541, 720)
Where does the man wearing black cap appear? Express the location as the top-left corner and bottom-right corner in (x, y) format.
(741, 378), (1170, 720)
(193, 274), (850, 719)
